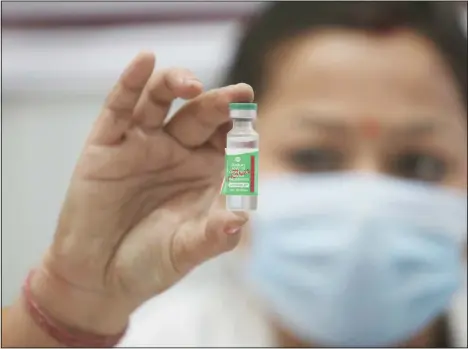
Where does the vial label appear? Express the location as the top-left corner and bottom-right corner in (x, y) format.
(222, 148), (259, 196)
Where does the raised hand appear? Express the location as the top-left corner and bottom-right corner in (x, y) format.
(32, 52), (253, 334)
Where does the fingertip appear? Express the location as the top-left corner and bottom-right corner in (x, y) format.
(166, 69), (204, 99)
(122, 51), (156, 88)
(137, 50), (156, 61)
(221, 83), (254, 104)
(235, 83), (255, 101)
(223, 211), (249, 235)
(139, 49), (155, 57)
(175, 85), (203, 102)
(235, 82), (253, 92)
(232, 211), (249, 223)
(183, 77), (202, 86)
(225, 227), (242, 235)
(131, 51), (156, 70)
(181, 78), (204, 97)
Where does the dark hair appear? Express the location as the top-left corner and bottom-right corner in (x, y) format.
(224, 1), (467, 107)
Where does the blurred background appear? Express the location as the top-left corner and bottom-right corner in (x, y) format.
(1, 1), (466, 307)
(1, 1), (266, 306)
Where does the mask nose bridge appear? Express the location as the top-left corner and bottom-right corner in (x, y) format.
(345, 178), (385, 275)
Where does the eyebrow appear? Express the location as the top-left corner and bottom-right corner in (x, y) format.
(296, 116), (347, 132)
(295, 114), (444, 137)
(390, 120), (442, 137)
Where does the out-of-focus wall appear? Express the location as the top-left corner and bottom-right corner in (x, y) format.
(1, 13), (251, 304)
(2, 22), (243, 96)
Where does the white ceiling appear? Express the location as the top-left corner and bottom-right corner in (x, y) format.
(2, 21), (243, 96)
(2, 2), (269, 97)
(2, 1), (265, 21)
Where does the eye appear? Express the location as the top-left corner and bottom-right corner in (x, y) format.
(287, 148), (345, 172)
(390, 152), (448, 182)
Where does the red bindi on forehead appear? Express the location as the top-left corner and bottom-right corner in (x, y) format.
(360, 118), (382, 139)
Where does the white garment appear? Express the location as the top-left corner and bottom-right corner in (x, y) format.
(119, 254), (467, 347)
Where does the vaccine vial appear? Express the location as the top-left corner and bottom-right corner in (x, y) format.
(222, 103), (259, 211)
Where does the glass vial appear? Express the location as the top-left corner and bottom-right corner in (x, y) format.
(222, 103), (259, 211)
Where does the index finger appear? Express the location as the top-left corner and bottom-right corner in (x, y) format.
(164, 83), (254, 148)
(88, 51), (155, 145)
(132, 68), (203, 130)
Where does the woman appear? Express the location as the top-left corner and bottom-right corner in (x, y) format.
(2, 2), (466, 347)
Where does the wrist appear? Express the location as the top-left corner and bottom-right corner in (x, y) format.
(29, 264), (130, 336)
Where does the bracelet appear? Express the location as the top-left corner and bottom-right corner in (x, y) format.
(23, 270), (127, 347)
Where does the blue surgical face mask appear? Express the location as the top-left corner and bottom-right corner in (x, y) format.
(247, 172), (467, 347)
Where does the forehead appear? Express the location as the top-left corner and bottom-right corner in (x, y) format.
(261, 29), (464, 125)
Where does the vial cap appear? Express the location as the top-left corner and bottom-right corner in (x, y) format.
(229, 103), (257, 119)
(229, 103), (257, 111)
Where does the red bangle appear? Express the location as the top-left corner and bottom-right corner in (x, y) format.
(23, 270), (127, 347)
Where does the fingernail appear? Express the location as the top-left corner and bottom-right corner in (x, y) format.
(183, 77), (201, 87)
(225, 227), (242, 235)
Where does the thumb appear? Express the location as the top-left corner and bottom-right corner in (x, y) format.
(204, 209), (249, 256)
(172, 209), (249, 274)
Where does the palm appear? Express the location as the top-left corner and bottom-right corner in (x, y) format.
(46, 52), (253, 306)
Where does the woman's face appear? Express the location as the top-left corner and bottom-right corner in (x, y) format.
(246, 30), (466, 346)
(256, 29), (467, 190)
